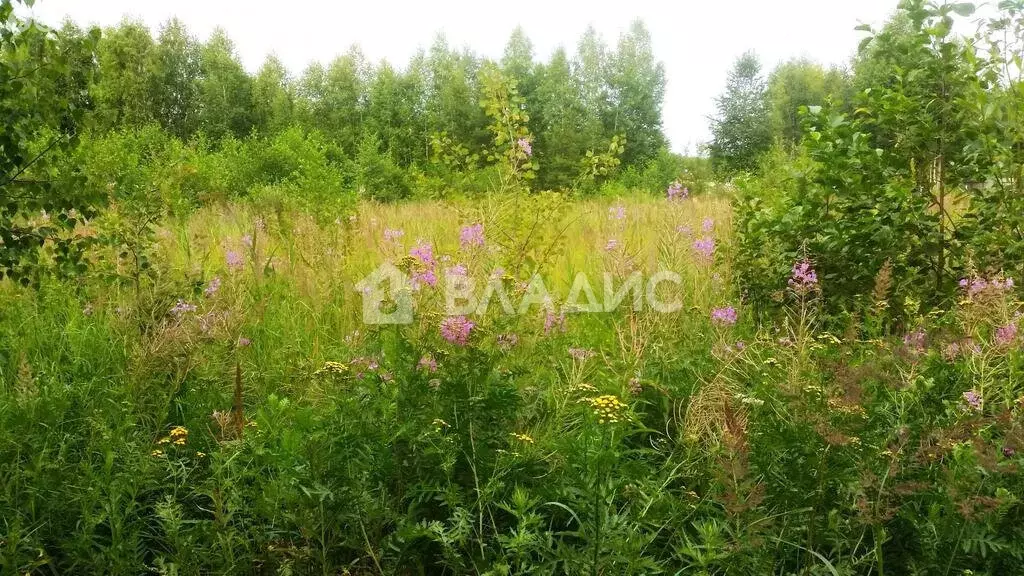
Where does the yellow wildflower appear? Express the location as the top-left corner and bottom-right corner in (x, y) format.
(510, 432), (534, 444)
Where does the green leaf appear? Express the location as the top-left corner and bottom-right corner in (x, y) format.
(950, 2), (975, 16)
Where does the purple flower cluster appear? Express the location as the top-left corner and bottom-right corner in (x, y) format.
(995, 321), (1018, 347)
(440, 315), (475, 345)
(544, 308), (566, 335)
(788, 259), (818, 293)
(497, 333), (519, 351)
(666, 181), (688, 201)
(962, 389), (983, 412)
(943, 338), (980, 360)
(204, 276), (222, 298)
(170, 300), (196, 317)
(517, 138), (532, 157)
(410, 241), (438, 288)
(447, 263), (468, 277)
(702, 218), (714, 232)
(959, 275), (1015, 298)
(459, 223), (485, 249)
(418, 354), (438, 373)
(692, 236), (715, 261)
(903, 328), (927, 355)
(711, 306), (738, 326)
(226, 249), (243, 271)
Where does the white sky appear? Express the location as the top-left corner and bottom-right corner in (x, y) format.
(28, 0), (901, 153)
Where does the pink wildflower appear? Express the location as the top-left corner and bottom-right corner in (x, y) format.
(226, 250), (243, 271)
(788, 259), (818, 293)
(440, 316), (475, 345)
(711, 306), (737, 326)
(667, 181), (688, 201)
(517, 138), (532, 157)
(962, 390), (983, 412)
(204, 276), (222, 298)
(418, 354), (438, 373)
(692, 236), (715, 261)
(459, 223), (485, 249)
(996, 322), (1018, 347)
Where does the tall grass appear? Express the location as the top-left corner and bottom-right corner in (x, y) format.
(2, 193), (1022, 574)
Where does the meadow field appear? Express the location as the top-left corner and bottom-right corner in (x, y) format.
(4, 0), (1024, 573)
(4, 192), (1024, 574)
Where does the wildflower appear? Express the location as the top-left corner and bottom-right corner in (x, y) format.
(204, 276), (222, 298)
(410, 241), (438, 288)
(568, 347), (595, 361)
(1004, 446), (1016, 458)
(788, 259), (818, 293)
(962, 390), (983, 412)
(605, 238), (621, 252)
(609, 204), (626, 220)
(82, 304), (94, 317)
(459, 223), (485, 249)
(237, 336), (251, 347)
(410, 241), (436, 268)
(702, 217), (714, 232)
(412, 268), (438, 289)
(995, 321), (1018, 347)
(418, 354), (438, 373)
(497, 333), (519, 351)
(432, 418), (450, 430)
(544, 308), (566, 335)
(711, 306), (738, 326)
(383, 228), (404, 242)
(226, 249), (243, 271)
(676, 224), (693, 236)
(692, 236), (715, 261)
(628, 377), (642, 395)
(667, 181), (688, 201)
(447, 263), (468, 277)
(314, 361), (348, 376)
(903, 328), (927, 355)
(517, 138), (532, 157)
(440, 315), (475, 345)
(586, 394), (627, 424)
(242, 234), (253, 248)
(196, 451), (207, 458)
(151, 449), (164, 457)
(170, 299), (197, 317)
(510, 432), (535, 444)
(169, 426), (189, 446)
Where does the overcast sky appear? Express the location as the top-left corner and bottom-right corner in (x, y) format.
(28, 0), (901, 153)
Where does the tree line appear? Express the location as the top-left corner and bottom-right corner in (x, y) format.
(55, 17), (668, 192)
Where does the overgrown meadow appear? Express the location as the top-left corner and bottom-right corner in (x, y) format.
(5, 193), (1024, 574)
(4, 0), (1024, 573)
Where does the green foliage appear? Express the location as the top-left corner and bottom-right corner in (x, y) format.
(0, 0), (100, 285)
(355, 132), (411, 202)
(734, 0), (1023, 318)
(709, 51), (773, 175)
(766, 59), (852, 149)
